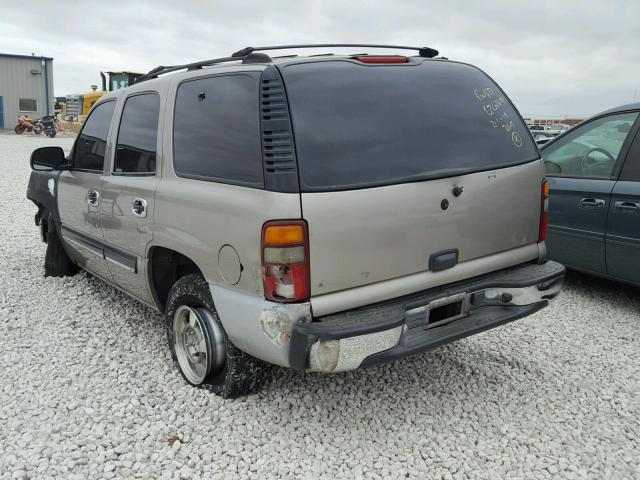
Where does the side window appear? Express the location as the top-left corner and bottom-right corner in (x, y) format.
(74, 101), (116, 172)
(542, 112), (639, 178)
(18, 98), (38, 112)
(619, 128), (640, 181)
(115, 93), (160, 174)
(173, 74), (263, 186)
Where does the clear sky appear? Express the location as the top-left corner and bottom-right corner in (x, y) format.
(1, 0), (638, 118)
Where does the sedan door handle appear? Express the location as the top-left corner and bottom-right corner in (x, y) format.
(614, 200), (640, 213)
(579, 198), (605, 209)
(87, 189), (99, 206)
(131, 198), (147, 218)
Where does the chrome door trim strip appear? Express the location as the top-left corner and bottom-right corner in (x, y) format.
(103, 244), (138, 274)
(104, 253), (136, 273)
(60, 225), (138, 273)
(60, 226), (103, 257)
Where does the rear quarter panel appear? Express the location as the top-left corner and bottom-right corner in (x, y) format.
(153, 178), (301, 296)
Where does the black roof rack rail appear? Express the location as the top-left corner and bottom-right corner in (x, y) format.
(232, 43), (439, 58)
(136, 43), (439, 84)
(135, 52), (274, 84)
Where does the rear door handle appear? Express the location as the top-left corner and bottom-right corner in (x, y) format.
(614, 200), (640, 213)
(579, 198), (605, 209)
(132, 198), (147, 218)
(87, 190), (99, 206)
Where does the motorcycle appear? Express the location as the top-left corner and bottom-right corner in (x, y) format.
(14, 116), (43, 135)
(40, 115), (59, 138)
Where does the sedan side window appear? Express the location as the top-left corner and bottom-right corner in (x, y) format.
(542, 112), (639, 178)
(73, 101), (116, 172)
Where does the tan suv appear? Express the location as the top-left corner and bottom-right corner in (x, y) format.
(27, 44), (565, 398)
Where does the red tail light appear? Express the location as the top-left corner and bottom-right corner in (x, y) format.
(353, 56), (408, 64)
(539, 179), (549, 242)
(261, 220), (310, 303)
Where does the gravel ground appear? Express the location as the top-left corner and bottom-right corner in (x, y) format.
(1, 133), (639, 480)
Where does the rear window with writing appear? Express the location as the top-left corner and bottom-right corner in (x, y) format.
(283, 60), (537, 191)
(474, 87), (524, 149)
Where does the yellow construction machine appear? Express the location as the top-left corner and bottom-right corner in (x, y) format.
(64, 71), (143, 121)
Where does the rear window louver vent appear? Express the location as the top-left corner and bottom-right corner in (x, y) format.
(262, 130), (295, 173)
(260, 67), (299, 192)
(261, 80), (288, 121)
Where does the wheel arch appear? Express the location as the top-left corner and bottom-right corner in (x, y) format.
(147, 245), (206, 312)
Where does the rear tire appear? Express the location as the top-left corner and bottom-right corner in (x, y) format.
(165, 273), (269, 398)
(14, 124), (25, 134)
(44, 218), (79, 277)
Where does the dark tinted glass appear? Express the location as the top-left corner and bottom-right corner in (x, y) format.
(619, 127), (640, 181)
(115, 94), (160, 173)
(74, 101), (116, 171)
(283, 60), (537, 190)
(173, 74), (263, 185)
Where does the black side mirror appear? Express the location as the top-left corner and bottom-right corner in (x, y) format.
(30, 146), (69, 171)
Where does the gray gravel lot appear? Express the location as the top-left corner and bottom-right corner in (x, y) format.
(1, 132), (639, 479)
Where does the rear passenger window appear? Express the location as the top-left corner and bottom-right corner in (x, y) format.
(115, 93), (160, 174)
(173, 74), (263, 186)
(74, 101), (116, 172)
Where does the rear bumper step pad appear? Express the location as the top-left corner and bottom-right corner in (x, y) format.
(361, 302), (545, 367)
(289, 260), (565, 371)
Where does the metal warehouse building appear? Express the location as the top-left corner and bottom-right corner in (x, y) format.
(0, 53), (54, 130)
